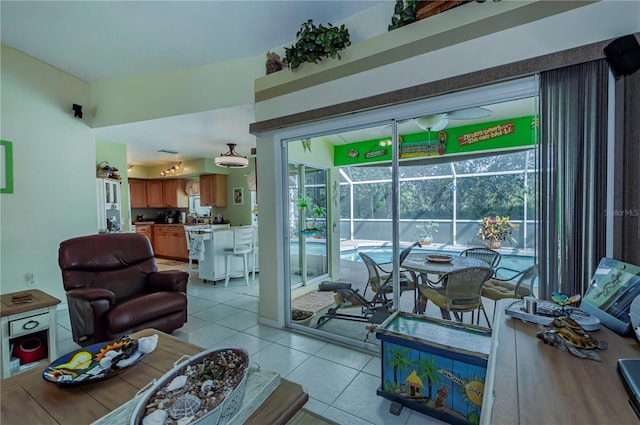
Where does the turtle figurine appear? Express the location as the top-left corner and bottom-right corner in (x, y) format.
(536, 317), (607, 361)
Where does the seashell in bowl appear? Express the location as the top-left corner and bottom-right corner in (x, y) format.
(166, 375), (187, 392)
(170, 394), (201, 420)
(141, 409), (167, 425)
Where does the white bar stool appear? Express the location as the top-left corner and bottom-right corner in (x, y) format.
(224, 227), (254, 287)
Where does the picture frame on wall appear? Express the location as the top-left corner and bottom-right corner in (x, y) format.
(233, 187), (244, 205)
(1, 140), (13, 194)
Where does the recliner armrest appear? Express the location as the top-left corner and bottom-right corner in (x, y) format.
(66, 287), (116, 304)
(147, 270), (189, 293)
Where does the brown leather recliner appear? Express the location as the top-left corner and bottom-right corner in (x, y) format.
(58, 233), (189, 346)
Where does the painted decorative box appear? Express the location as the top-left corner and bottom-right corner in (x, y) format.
(375, 312), (492, 425)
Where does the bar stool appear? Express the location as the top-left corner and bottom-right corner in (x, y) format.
(184, 226), (205, 279)
(224, 227), (254, 287)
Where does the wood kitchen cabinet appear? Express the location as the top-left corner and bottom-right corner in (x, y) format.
(129, 179), (148, 208)
(146, 180), (164, 208)
(152, 225), (188, 261)
(200, 174), (227, 207)
(141, 179), (188, 208)
(162, 179), (188, 208)
(134, 224), (153, 245)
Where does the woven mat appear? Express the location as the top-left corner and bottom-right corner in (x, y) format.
(292, 291), (335, 313)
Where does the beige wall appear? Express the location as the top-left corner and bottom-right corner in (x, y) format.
(1, 46), (95, 302)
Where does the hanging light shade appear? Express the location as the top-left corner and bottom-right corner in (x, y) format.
(214, 143), (248, 168)
(415, 115), (448, 131)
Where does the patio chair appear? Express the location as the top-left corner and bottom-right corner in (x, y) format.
(360, 245), (419, 312)
(460, 247), (501, 269)
(314, 242), (421, 327)
(482, 264), (538, 322)
(418, 266), (494, 328)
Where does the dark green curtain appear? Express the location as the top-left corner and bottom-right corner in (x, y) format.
(538, 59), (609, 299)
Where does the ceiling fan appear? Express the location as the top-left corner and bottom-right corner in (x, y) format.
(415, 107), (493, 132)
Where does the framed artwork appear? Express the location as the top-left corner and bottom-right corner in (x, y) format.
(0, 140), (13, 194)
(233, 187), (244, 205)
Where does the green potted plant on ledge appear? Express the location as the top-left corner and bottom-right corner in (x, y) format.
(416, 220), (439, 245)
(283, 19), (351, 71)
(478, 216), (518, 249)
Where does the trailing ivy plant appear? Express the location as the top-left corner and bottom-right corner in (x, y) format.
(388, 0), (418, 31)
(283, 19), (351, 71)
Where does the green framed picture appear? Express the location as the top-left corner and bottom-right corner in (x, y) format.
(1, 140), (14, 194)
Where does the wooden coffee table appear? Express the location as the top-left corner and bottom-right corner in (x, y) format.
(0, 328), (308, 425)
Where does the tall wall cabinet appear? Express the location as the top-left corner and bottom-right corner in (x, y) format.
(97, 178), (122, 232)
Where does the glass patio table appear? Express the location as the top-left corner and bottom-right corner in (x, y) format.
(402, 252), (488, 276)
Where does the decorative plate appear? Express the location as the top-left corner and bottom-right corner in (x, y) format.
(42, 334), (158, 385)
(426, 254), (453, 263)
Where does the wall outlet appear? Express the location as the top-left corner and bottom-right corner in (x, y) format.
(25, 273), (37, 287)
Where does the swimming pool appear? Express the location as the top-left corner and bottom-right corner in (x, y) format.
(290, 242), (534, 274)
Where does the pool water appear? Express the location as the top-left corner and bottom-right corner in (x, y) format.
(290, 242), (534, 274)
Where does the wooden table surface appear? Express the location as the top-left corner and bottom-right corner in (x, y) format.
(0, 289), (61, 317)
(484, 300), (640, 424)
(0, 328), (308, 425)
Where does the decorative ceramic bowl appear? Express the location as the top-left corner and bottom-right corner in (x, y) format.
(131, 347), (249, 425)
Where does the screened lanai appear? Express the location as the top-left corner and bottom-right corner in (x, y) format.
(284, 80), (540, 350)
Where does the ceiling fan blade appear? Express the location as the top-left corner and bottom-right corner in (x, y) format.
(444, 107), (492, 120)
(431, 118), (448, 131)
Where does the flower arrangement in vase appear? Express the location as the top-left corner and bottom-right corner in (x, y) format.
(478, 216), (518, 248)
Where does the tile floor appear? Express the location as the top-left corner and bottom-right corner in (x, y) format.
(55, 264), (448, 425)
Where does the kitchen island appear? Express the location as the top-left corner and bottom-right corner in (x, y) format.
(190, 225), (257, 283)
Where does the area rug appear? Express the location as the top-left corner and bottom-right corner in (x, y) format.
(291, 290), (336, 314)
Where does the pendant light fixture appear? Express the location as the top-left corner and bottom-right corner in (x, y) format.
(214, 143), (248, 168)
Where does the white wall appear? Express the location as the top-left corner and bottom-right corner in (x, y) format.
(1, 46), (95, 302)
(253, 1), (640, 323)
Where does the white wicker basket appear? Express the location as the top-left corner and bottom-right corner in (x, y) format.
(130, 347), (249, 425)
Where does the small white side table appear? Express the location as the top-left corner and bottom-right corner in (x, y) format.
(1, 289), (60, 379)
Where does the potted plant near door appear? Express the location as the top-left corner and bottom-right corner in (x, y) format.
(311, 205), (327, 238)
(478, 216), (518, 249)
(416, 220), (439, 245)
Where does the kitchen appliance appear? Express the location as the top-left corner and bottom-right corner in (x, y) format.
(155, 212), (166, 224)
(136, 215), (144, 222)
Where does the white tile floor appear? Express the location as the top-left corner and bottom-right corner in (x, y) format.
(55, 271), (448, 425)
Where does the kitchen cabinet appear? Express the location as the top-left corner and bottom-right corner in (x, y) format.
(153, 225), (188, 261)
(97, 178), (122, 233)
(146, 180), (164, 208)
(139, 179), (188, 208)
(200, 174), (227, 207)
(135, 224), (153, 245)
(162, 179), (188, 208)
(129, 179), (148, 208)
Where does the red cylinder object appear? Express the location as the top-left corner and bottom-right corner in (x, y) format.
(13, 337), (46, 365)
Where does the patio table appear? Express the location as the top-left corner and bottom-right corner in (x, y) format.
(402, 252), (488, 276)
